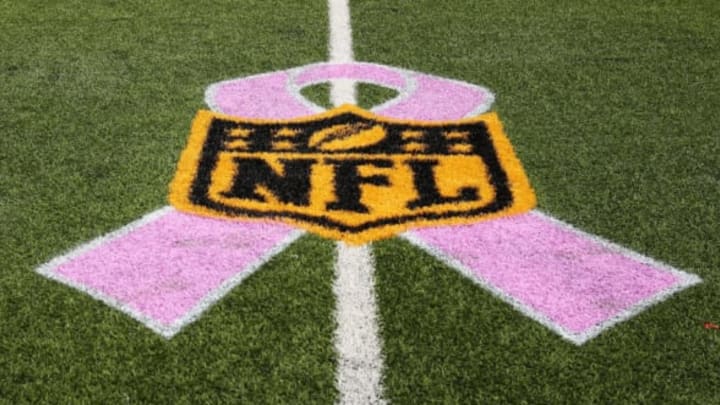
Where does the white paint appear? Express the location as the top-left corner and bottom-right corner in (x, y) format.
(285, 61), (418, 114)
(36, 207), (304, 338)
(327, 0), (386, 403)
(328, 0), (353, 63)
(402, 209), (702, 345)
(208, 60), (494, 122)
(333, 243), (386, 404)
(331, 78), (357, 107)
(328, 0), (357, 106)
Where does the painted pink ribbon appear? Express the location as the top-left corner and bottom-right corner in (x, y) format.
(37, 62), (700, 343)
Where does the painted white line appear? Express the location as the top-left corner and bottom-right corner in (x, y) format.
(327, 0), (386, 403)
(333, 243), (386, 404)
(330, 78), (357, 107)
(328, 0), (353, 63)
(328, 0), (357, 106)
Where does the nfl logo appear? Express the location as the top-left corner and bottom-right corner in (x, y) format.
(170, 105), (536, 243)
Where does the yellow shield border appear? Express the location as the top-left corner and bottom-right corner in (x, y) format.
(169, 105), (536, 244)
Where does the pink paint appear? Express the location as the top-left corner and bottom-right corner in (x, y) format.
(208, 71), (313, 118)
(294, 62), (407, 89)
(408, 212), (687, 336)
(39, 61), (699, 341)
(207, 62), (495, 121)
(54, 210), (296, 327)
(40, 66), (325, 336)
(379, 74), (492, 120)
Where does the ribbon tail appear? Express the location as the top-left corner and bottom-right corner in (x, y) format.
(36, 207), (301, 338)
(403, 210), (701, 345)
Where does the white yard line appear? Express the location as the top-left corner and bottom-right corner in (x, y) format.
(332, 243), (386, 404)
(328, 0), (357, 106)
(327, 1), (386, 403)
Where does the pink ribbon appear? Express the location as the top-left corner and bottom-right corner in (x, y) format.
(38, 62), (700, 343)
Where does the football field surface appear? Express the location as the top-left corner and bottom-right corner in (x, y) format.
(1, 0), (719, 403)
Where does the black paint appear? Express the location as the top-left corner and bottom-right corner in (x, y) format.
(406, 159), (478, 209)
(221, 157), (315, 206)
(326, 158), (393, 213)
(187, 114), (516, 234)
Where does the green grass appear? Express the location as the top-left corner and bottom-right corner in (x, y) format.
(1, 235), (337, 403)
(1, 0), (719, 402)
(374, 238), (717, 403)
(0, 1), (337, 402)
(353, 0), (720, 402)
(300, 82), (399, 110)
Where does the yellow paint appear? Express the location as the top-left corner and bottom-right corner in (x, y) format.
(224, 139), (249, 150)
(169, 105), (536, 245)
(401, 130), (425, 140)
(228, 127), (253, 138)
(272, 140), (296, 150)
(448, 143), (473, 154)
(308, 123), (386, 151)
(445, 130), (469, 140)
(275, 127), (299, 137)
(403, 142), (426, 153)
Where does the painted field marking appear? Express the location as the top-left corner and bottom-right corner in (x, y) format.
(167, 105), (533, 244)
(202, 52), (702, 348)
(37, 208), (302, 338)
(202, 58), (495, 402)
(404, 211), (701, 345)
(36, 60), (701, 346)
(35, 0), (700, 362)
(34, 58), (493, 339)
(327, 1), (386, 402)
(333, 243), (385, 404)
(328, 0), (356, 106)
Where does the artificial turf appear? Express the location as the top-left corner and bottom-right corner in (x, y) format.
(301, 82), (399, 110)
(0, 1), (338, 402)
(353, 0), (720, 402)
(2, 235), (338, 403)
(1, 0), (719, 403)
